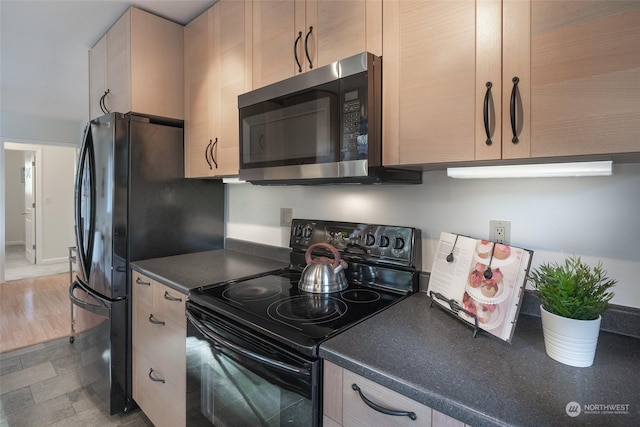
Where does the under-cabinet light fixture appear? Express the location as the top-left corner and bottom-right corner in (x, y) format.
(447, 161), (612, 179)
(222, 177), (247, 184)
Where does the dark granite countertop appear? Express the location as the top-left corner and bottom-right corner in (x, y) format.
(131, 249), (289, 294)
(319, 292), (640, 427)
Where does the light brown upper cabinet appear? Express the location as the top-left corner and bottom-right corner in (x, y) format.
(250, 0), (382, 90)
(184, 0), (251, 178)
(383, 0), (483, 166)
(383, 0), (640, 167)
(528, 1), (640, 158)
(88, 7), (184, 121)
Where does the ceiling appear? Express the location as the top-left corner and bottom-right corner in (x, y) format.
(0, 0), (215, 127)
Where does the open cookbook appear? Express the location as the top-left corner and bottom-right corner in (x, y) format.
(428, 232), (533, 342)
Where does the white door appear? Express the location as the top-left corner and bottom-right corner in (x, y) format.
(24, 152), (36, 264)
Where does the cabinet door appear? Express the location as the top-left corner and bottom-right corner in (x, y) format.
(212, 0), (250, 177)
(500, 0), (531, 160)
(307, 0), (381, 70)
(529, 1), (640, 158)
(89, 35), (107, 120)
(130, 7), (184, 119)
(473, 0), (531, 161)
(184, 9), (215, 178)
(107, 8), (132, 115)
(383, 0), (478, 166)
(252, 0), (297, 88)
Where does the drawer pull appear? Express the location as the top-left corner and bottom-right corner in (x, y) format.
(205, 139), (213, 170)
(483, 81), (493, 146)
(304, 26), (313, 69)
(148, 314), (165, 326)
(294, 31), (303, 73)
(510, 76), (520, 143)
(135, 277), (151, 286)
(148, 368), (165, 384)
(351, 383), (417, 421)
(211, 137), (218, 169)
(164, 291), (183, 302)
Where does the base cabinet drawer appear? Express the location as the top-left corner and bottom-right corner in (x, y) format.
(133, 351), (185, 427)
(323, 361), (469, 427)
(132, 270), (186, 427)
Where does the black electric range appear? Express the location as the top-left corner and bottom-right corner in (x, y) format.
(188, 219), (422, 358)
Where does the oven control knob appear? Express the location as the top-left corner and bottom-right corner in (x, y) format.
(394, 237), (405, 250)
(303, 227), (313, 238)
(365, 233), (376, 246)
(380, 235), (390, 248)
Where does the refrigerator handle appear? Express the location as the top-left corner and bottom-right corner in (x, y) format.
(69, 280), (111, 318)
(74, 124), (96, 280)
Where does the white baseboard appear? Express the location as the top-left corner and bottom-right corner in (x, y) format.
(39, 257), (68, 265)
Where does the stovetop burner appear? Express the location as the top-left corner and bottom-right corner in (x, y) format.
(222, 278), (283, 302)
(271, 295), (348, 324)
(191, 270), (406, 345)
(188, 219), (421, 357)
(340, 289), (381, 303)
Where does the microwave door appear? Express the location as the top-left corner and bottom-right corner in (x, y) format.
(240, 92), (340, 182)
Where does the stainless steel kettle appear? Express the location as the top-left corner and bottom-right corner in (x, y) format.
(298, 243), (348, 293)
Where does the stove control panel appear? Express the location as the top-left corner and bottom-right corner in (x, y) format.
(289, 219), (420, 268)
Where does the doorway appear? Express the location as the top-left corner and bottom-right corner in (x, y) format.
(2, 142), (77, 282)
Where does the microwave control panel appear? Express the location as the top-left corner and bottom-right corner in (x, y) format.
(341, 89), (367, 161)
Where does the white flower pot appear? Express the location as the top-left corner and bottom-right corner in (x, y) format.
(539, 305), (601, 367)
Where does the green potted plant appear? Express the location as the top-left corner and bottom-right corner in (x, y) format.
(528, 256), (616, 367)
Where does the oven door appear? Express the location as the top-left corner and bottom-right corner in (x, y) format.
(185, 303), (320, 427)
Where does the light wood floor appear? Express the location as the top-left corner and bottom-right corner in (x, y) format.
(0, 273), (71, 353)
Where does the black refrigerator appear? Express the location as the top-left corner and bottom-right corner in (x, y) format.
(70, 112), (224, 414)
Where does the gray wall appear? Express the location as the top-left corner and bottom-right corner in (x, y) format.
(4, 150), (25, 244)
(227, 162), (640, 309)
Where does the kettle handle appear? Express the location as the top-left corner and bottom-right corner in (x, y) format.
(305, 243), (341, 268)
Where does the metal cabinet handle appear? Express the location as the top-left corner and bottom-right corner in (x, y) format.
(211, 137), (218, 169)
(164, 291), (182, 302)
(205, 139), (213, 170)
(483, 81), (493, 146)
(294, 31), (303, 73)
(148, 368), (165, 384)
(100, 89), (110, 115)
(510, 76), (520, 143)
(304, 26), (313, 69)
(351, 383), (417, 421)
(148, 314), (165, 326)
(135, 277), (150, 287)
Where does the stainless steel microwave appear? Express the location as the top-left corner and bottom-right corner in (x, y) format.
(238, 52), (421, 185)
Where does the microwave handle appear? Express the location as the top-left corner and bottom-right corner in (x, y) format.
(186, 308), (311, 379)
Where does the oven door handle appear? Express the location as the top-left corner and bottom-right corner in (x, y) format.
(186, 309), (311, 379)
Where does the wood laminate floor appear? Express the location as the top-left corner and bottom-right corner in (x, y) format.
(0, 274), (153, 426)
(0, 273), (71, 354)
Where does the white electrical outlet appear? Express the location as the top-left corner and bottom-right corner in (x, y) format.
(280, 208), (293, 227)
(490, 220), (511, 244)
